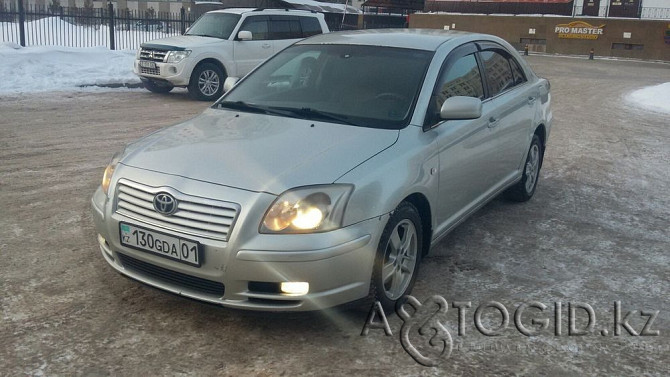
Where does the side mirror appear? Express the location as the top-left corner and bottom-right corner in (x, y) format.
(223, 77), (240, 93)
(237, 31), (252, 41)
(440, 96), (483, 120)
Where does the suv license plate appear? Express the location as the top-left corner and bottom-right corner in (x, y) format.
(119, 223), (201, 267)
(139, 60), (156, 69)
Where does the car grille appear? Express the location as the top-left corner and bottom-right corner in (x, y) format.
(118, 253), (225, 297)
(139, 48), (167, 62)
(139, 66), (160, 75)
(115, 179), (240, 242)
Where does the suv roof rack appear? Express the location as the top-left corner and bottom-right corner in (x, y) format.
(252, 8), (317, 13)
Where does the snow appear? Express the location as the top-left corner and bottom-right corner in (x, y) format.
(0, 15), (178, 94)
(0, 43), (140, 94)
(628, 83), (670, 114)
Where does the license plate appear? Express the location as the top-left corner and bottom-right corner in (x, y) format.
(139, 60), (156, 69)
(119, 223), (201, 267)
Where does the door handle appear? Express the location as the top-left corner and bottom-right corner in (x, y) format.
(262, 43), (271, 49)
(527, 96), (537, 105)
(488, 117), (499, 128)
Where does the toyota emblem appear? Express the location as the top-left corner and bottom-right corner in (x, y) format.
(153, 193), (178, 216)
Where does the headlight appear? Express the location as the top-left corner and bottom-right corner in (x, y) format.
(166, 50), (191, 63)
(260, 185), (353, 234)
(101, 151), (123, 196)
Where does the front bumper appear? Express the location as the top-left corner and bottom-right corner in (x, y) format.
(91, 170), (387, 311)
(133, 58), (192, 87)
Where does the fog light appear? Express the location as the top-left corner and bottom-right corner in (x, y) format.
(280, 282), (309, 296)
(97, 234), (113, 258)
(170, 66), (177, 74)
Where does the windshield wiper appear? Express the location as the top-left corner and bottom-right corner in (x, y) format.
(186, 33), (223, 39)
(270, 107), (364, 127)
(217, 102), (366, 127)
(216, 101), (294, 117)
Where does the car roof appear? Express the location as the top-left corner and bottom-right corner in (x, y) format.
(210, 8), (319, 16)
(297, 29), (479, 51)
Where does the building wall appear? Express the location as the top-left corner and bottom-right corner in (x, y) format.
(410, 13), (670, 61)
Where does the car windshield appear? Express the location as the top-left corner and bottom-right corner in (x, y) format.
(217, 44), (433, 129)
(185, 13), (240, 39)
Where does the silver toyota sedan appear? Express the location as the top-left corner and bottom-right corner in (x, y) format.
(91, 29), (552, 311)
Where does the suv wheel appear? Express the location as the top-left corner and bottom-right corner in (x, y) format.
(143, 80), (173, 94)
(188, 63), (225, 101)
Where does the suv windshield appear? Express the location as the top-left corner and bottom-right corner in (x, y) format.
(185, 13), (241, 39)
(218, 44), (433, 129)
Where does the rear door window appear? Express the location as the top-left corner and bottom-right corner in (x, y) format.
(480, 50), (515, 97)
(269, 16), (303, 40)
(300, 17), (322, 37)
(509, 57), (527, 86)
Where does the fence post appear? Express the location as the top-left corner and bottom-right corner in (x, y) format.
(108, 2), (115, 50)
(180, 7), (186, 35)
(17, 0), (26, 47)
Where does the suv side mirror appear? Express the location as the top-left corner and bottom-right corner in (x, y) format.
(237, 31), (252, 41)
(440, 96), (482, 120)
(223, 77), (240, 93)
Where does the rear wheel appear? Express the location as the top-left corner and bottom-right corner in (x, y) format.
(371, 201), (423, 312)
(505, 134), (543, 202)
(188, 63), (225, 101)
(143, 80), (173, 94)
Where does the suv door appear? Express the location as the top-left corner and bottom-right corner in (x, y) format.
(428, 44), (503, 233)
(477, 43), (536, 187)
(234, 15), (274, 76)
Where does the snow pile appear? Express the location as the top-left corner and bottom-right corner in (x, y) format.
(628, 83), (670, 114)
(0, 44), (140, 94)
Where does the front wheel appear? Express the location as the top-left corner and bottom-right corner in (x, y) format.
(505, 134), (543, 202)
(371, 201), (423, 312)
(188, 63), (225, 101)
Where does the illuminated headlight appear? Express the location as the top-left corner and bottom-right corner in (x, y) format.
(260, 184), (353, 234)
(166, 50), (191, 63)
(280, 282), (309, 296)
(101, 151), (123, 196)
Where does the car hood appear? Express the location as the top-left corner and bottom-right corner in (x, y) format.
(141, 35), (225, 50)
(121, 108), (399, 195)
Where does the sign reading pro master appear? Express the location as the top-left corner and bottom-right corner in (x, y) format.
(555, 21), (606, 39)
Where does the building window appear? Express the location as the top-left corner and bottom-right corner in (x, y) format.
(611, 43), (644, 50)
(520, 38), (547, 46)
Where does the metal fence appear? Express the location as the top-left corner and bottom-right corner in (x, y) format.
(0, 2), (194, 50)
(423, 1), (575, 16)
(572, 6), (670, 18)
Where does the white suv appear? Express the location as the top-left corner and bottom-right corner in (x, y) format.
(133, 8), (329, 101)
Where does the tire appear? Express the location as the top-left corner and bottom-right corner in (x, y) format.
(371, 201), (423, 312)
(143, 80), (173, 94)
(505, 134), (543, 202)
(188, 63), (225, 101)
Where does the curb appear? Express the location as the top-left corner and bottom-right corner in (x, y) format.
(78, 82), (144, 89)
